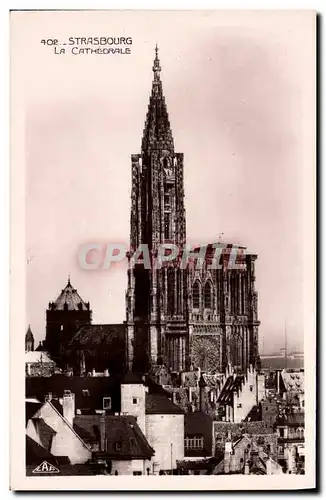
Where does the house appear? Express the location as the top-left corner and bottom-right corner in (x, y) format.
(275, 411), (305, 474)
(184, 412), (213, 459)
(145, 392), (184, 471)
(25, 351), (58, 377)
(277, 370), (304, 410)
(26, 370), (185, 474)
(212, 433), (284, 475)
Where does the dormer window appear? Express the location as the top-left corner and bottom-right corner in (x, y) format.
(103, 397), (111, 410)
(115, 441), (122, 451)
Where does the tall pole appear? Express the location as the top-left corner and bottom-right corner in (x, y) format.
(284, 320), (287, 370)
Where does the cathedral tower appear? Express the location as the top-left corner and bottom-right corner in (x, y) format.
(126, 47), (188, 372)
(126, 48), (260, 375)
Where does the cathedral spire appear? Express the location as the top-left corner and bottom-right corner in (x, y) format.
(141, 46), (174, 152)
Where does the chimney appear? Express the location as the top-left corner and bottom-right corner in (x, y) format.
(266, 456), (272, 475)
(44, 392), (52, 402)
(224, 435), (232, 474)
(199, 375), (207, 413)
(100, 413), (106, 451)
(63, 391), (75, 426)
(244, 460), (250, 475)
(104, 369), (109, 377)
(180, 371), (186, 386)
(92, 368), (96, 377)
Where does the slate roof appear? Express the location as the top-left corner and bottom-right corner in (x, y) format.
(121, 371), (143, 385)
(145, 393), (184, 415)
(73, 414), (154, 460)
(50, 279), (90, 311)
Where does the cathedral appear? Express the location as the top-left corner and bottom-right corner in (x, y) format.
(126, 47), (260, 375)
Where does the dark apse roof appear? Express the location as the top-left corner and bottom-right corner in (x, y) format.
(145, 393), (184, 415)
(69, 324), (125, 347)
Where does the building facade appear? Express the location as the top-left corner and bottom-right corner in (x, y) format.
(126, 48), (260, 375)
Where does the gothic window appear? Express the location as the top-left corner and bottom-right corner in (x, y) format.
(204, 281), (213, 309)
(193, 281), (201, 309)
(167, 268), (175, 315)
(164, 212), (171, 240)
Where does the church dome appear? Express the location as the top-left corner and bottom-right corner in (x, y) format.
(49, 277), (90, 311)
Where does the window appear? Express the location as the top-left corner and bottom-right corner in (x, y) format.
(237, 403), (242, 409)
(115, 441), (122, 451)
(133, 398), (138, 404)
(250, 386), (253, 392)
(82, 389), (90, 397)
(103, 397), (111, 410)
(184, 436), (204, 451)
(133, 471), (142, 476)
(193, 281), (200, 309)
(204, 281), (213, 309)
(279, 428), (284, 438)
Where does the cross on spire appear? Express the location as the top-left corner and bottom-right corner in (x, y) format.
(142, 45), (174, 152)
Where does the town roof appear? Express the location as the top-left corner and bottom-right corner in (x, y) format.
(281, 370), (304, 393)
(73, 414), (154, 460)
(49, 278), (90, 311)
(217, 375), (245, 405)
(26, 374), (122, 413)
(145, 393), (184, 415)
(185, 411), (213, 435)
(121, 371), (144, 385)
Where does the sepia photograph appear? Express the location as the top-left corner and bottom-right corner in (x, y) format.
(10, 9), (316, 490)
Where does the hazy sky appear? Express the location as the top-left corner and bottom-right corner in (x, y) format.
(16, 10), (314, 353)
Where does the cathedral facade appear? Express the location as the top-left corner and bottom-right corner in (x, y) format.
(126, 48), (260, 375)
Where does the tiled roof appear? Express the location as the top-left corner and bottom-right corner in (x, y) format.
(145, 393), (184, 415)
(282, 371), (304, 393)
(50, 279), (90, 311)
(213, 421), (268, 447)
(69, 324), (125, 347)
(73, 414), (154, 460)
